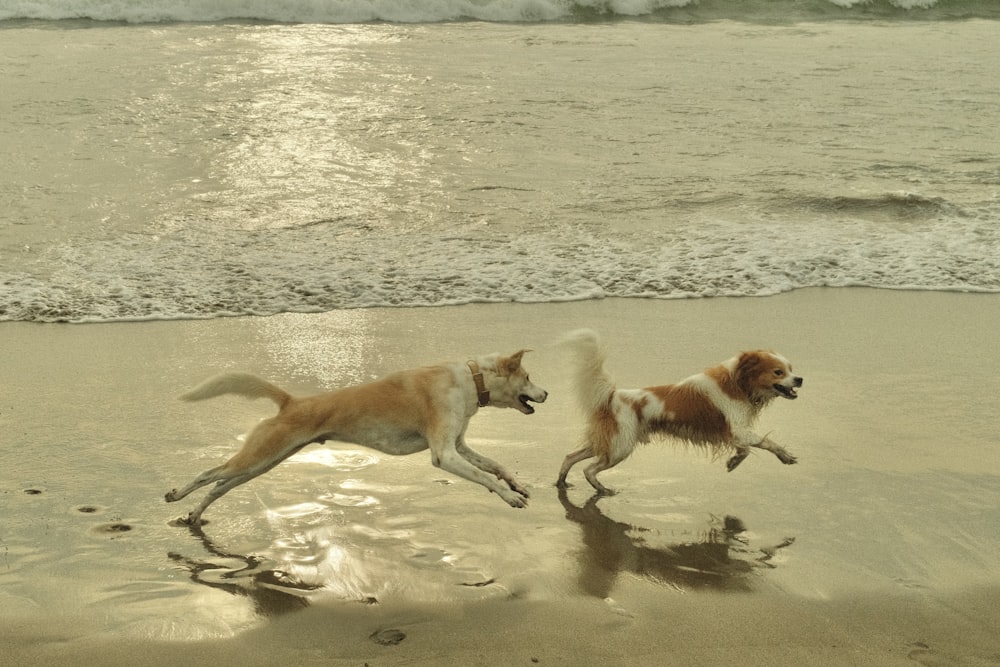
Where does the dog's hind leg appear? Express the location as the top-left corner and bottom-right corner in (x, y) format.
(582, 456), (617, 496)
(455, 437), (529, 499)
(167, 418), (312, 525)
(165, 465), (227, 503)
(178, 438), (313, 525)
(556, 445), (595, 488)
(165, 464), (258, 525)
(181, 471), (260, 525)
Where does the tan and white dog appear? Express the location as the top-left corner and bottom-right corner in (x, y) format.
(556, 329), (801, 495)
(166, 350), (547, 525)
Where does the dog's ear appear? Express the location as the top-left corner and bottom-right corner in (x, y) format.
(734, 350), (769, 397)
(499, 349), (532, 375)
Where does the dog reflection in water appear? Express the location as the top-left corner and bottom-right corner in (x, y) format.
(168, 523), (322, 617)
(557, 488), (794, 598)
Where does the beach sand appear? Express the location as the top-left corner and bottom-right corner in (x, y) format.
(2, 288), (999, 665)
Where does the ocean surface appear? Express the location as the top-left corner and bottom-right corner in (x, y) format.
(2, 0), (999, 322)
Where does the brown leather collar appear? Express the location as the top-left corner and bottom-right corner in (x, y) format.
(466, 360), (490, 407)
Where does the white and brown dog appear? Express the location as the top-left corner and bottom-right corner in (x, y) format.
(166, 350), (547, 525)
(556, 329), (801, 495)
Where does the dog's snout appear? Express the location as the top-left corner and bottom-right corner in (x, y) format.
(793, 376), (803, 387)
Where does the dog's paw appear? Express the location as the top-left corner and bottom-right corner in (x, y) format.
(168, 515), (200, 528)
(501, 491), (528, 508)
(508, 480), (530, 499)
(779, 453), (798, 465)
(164, 489), (178, 502)
(726, 453), (749, 472)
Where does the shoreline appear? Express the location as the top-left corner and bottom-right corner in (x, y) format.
(6, 283), (1000, 326)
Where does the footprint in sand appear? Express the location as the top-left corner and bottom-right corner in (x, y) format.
(74, 506), (134, 535)
(907, 642), (954, 666)
(94, 523), (133, 534)
(370, 629), (406, 646)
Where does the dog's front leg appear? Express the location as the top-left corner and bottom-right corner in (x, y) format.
(754, 437), (797, 465)
(726, 449), (750, 472)
(455, 437), (529, 500)
(728, 433), (797, 471)
(431, 437), (528, 508)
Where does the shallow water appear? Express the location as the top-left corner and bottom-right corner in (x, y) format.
(2, 18), (999, 321)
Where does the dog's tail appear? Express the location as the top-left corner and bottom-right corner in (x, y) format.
(179, 372), (292, 409)
(559, 329), (616, 415)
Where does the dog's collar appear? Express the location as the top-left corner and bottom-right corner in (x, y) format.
(467, 360), (490, 407)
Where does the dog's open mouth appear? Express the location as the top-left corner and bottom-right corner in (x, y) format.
(518, 395), (538, 414)
(774, 384), (798, 399)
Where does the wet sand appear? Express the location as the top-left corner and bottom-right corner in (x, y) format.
(2, 288), (1000, 665)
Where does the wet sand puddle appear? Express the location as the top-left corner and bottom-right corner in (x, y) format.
(8, 437), (999, 647)
(557, 488), (794, 599)
(157, 447), (799, 629)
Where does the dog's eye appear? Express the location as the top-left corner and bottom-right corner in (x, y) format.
(774, 369), (785, 377)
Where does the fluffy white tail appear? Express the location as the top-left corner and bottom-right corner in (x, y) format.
(559, 329), (616, 415)
(179, 372), (291, 408)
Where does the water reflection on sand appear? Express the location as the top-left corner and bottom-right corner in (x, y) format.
(169, 524), (320, 617)
(166, 470), (796, 626)
(557, 488), (794, 598)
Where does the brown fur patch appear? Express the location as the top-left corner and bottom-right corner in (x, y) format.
(589, 396), (619, 461)
(704, 364), (743, 401)
(287, 366), (452, 444)
(624, 394), (648, 423)
(645, 383), (731, 443)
